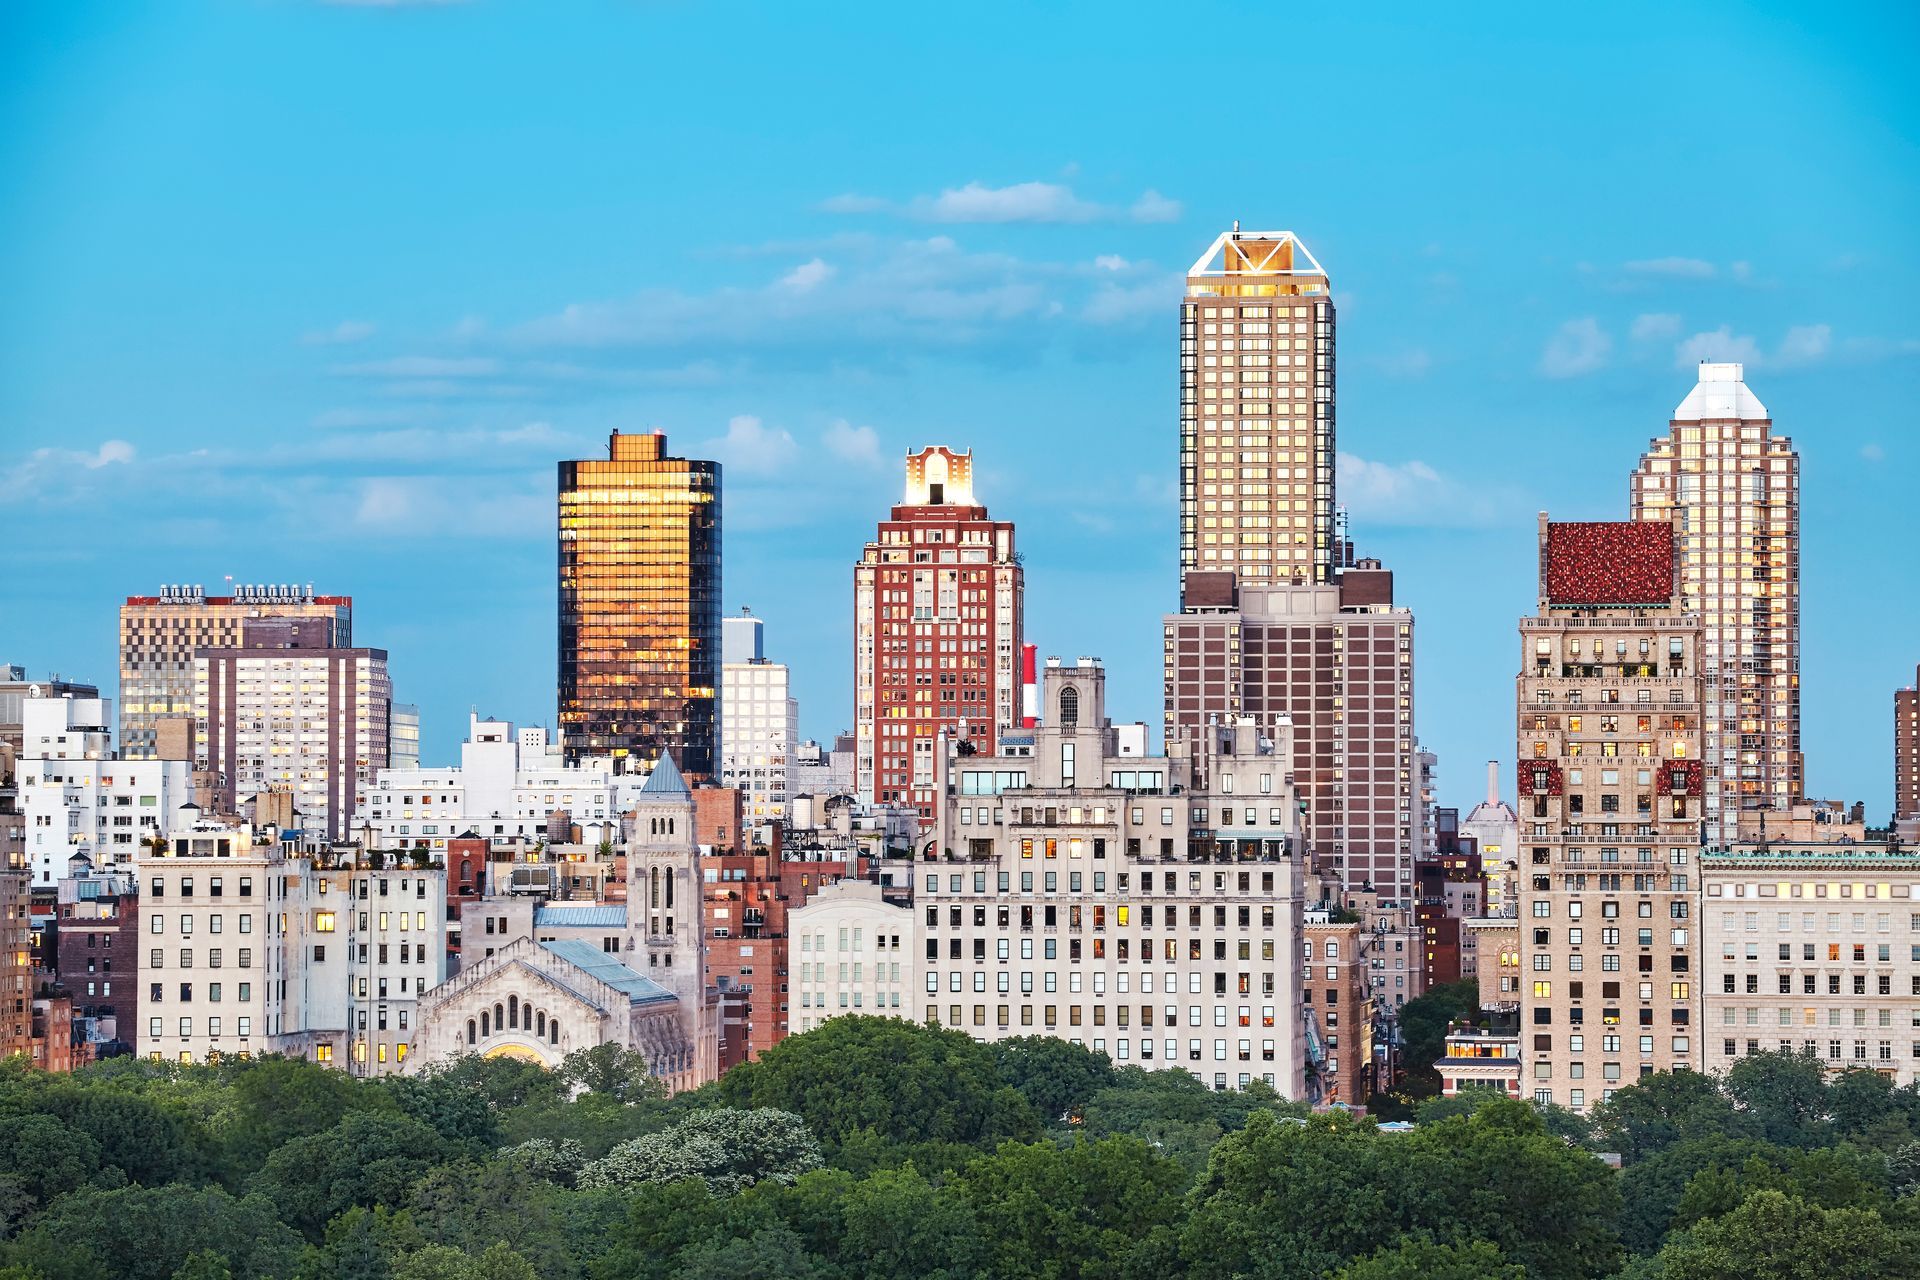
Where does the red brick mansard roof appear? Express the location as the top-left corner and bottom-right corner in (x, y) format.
(1544, 521), (1673, 607)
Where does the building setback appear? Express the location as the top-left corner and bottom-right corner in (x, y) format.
(1164, 564), (1417, 906)
(119, 585), (351, 761)
(1896, 665), (1918, 830)
(720, 611), (800, 823)
(194, 619), (390, 842)
(558, 431), (721, 777)
(1515, 515), (1703, 1111)
(1631, 363), (1800, 842)
(854, 447), (1022, 817)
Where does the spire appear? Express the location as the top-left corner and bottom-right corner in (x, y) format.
(639, 752), (689, 797)
(1486, 760), (1500, 808)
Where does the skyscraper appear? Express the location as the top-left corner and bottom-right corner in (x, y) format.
(1180, 228), (1336, 588)
(1630, 363), (1799, 842)
(1167, 228), (1415, 906)
(1897, 665), (1918, 829)
(854, 447), (1022, 816)
(558, 431), (721, 777)
(1515, 515), (1702, 1111)
(118, 584), (351, 760)
(194, 618), (390, 841)
(1163, 562), (1418, 907)
(720, 609), (799, 822)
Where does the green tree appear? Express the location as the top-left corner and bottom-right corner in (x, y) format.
(392, 1244), (538, 1280)
(829, 1166), (984, 1280)
(1179, 1111), (1399, 1280)
(1588, 1070), (1744, 1162)
(1331, 1238), (1525, 1280)
(223, 1055), (387, 1174)
(989, 1037), (1114, 1125)
(717, 1017), (1038, 1154)
(1647, 1189), (1919, 1280)
(0, 1114), (101, 1213)
(5, 1184), (303, 1280)
(383, 1071), (500, 1150)
(957, 1136), (1184, 1280)
(1617, 1136), (1781, 1254)
(1724, 1051), (1832, 1148)
(170, 1253), (233, 1280)
(668, 1227), (828, 1280)
(1395, 1096), (1623, 1280)
(251, 1110), (449, 1240)
(1389, 980), (1479, 1099)
(579, 1108), (821, 1193)
(1671, 1147), (1888, 1233)
(557, 1044), (666, 1105)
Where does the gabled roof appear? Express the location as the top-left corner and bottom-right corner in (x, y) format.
(533, 904), (629, 929)
(639, 752), (689, 797)
(539, 939), (677, 1006)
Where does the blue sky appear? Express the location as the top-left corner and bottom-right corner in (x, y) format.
(2, 1), (1916, 817)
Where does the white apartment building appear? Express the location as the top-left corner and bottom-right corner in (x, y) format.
(720, 611), (799, 823)
(789, 879), (916, 1031)
(925, 659), (1308, 1095)
(135, 825), (446, 1073)
(193, 634), (391, 841)
(16, 693), (190, 886)
(1700, 809), (1920, 1086)
(358, 715), (648, 855)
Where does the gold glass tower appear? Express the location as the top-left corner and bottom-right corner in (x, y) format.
(558, 431), (720, 777)
(1630, 363), (1800, 843)
(1180, 228), (1336, 589)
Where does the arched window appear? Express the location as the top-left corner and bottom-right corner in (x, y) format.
(536, 1011), (546, 1036)
(480, 1011), (490, 1037)
(508, 995), (519, 1028)
(466, 1018), (476, 1045)
(494, 1002), (505, 1031)
(1059, 686), (1079, 725)
(549, 1020), (560, 1045)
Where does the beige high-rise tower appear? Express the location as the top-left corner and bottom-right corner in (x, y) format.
(1516, 516), (1703, 1111)
(1630, 363), (1800, 843)
(1179, 228), (1336, 589)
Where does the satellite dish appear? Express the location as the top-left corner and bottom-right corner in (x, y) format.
(27, 685), (41, 698)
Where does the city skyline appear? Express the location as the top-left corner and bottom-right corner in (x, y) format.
(3, 4), (1917, 819)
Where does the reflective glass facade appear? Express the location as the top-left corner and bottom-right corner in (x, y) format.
(558, 432), (720, 778)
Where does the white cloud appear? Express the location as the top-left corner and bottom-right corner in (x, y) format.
(914, 181), (1104, 223)
(1861, 442), (1885, 462)
(1630, 313), (1683, 342)
(1624, 257), (1718, 279)
(510, 237), (1061, 350)
(778, 258), (835, 292)
(1337, 452), (1519, 528)
(0, 439), (137, 499)
(1129, 190), (1183, 223)
(1094, 254), (1130, 272)
(302, 320), (376, 345)
(1083, 276), (1178, 325)
(1673, 326), (1763, 370)
(1774, 323), (1832, 368)
(698, 414), (800, 476)
(823, 420), (882, 468)
(820, 181), (1184, 226)
(1539, 317), (1612, 378)
(350, 475), (547, 539)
